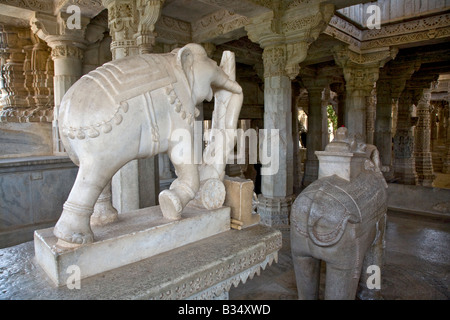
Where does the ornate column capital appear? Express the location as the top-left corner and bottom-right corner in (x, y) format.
(30, 12), (90, 51)
(333, 45), (398, 94)
(135, 0), (165, 54)
(246, 1), (334, 80)
(101, 0), (140, 58)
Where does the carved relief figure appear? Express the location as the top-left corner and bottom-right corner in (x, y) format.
(54, 43), (243, 245)
(290, 127), (388, 299)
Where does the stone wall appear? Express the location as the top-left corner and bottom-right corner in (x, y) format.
(0, 156), (77, 248)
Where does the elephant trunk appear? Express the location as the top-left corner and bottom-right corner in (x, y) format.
(306, 187), (355, 247)
(212, 67), (242, 94)
(307, 213), (350, 247)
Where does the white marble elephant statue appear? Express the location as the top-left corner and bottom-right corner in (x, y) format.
(55, 43), (243, 245)
(290, 130), (388, 300)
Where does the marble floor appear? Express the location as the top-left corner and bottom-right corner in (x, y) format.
(229, 212), (450, 300)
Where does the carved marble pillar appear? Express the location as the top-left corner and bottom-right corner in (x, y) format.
(414, 86), (435, 186)
(437, 104), (446, 144)
(393, 88), (419, 185)
(23, 43), (34, 108)
(442, 101), (450, 174)
(135, 0), (164, 54)
(103, 0), (161, 213)
(104, 0), (139, 59)
(374, 78), (394, 176)
(302, 79), (328, 186)
(256, 44), (295, 227)
(31, 12), (90, 153)
(30, 37), (53, 121)
(333, 46), (397, 142)
(245, 0), (334, 228)
(366, 86), (376, 145)
(51, 44), (86, 152)
(430, 103), (439, 150)
(0, 27), (32, 122)
(375, 62), (417, 180)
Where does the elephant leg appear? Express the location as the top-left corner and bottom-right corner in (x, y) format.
(324, 263), (362, 300)
(291, 230), (321, 300)
(54, 162), (113, 245)
(159, 163), (199, 220)
(91, 181), (118, 226)
(292, 255), (321, 300)
(357, 214), (386, 300)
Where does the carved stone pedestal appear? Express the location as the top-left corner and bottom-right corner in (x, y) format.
(1, 225), (281, 300)
(34, 205), (231, 287)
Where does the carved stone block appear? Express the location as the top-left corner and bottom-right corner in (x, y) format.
(223, 176), (260, 229)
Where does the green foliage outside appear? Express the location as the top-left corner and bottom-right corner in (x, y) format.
(327, 104), (338, 132)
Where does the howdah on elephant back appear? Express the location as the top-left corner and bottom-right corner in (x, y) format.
(54, 43), (243, 246)
(290, 127), (388, 300)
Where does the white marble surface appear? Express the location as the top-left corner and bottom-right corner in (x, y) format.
(1, 225), (281, 300)
(35, 205), (231, 286)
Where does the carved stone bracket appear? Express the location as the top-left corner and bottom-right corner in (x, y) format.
(135, 0), (164, 54)
(332, 45), (398, 93)
(246, 1), (334, 79)
(102, 0), (139, 59)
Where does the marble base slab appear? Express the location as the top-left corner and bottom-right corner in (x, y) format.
(34, 205), (230, 287)
(1, 225), (281, 300)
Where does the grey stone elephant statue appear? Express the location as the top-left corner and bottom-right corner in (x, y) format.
(290, 127), (388, 300)
(54, 43), (243, 245)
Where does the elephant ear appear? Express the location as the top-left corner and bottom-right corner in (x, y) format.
(177, 46), (194, 92)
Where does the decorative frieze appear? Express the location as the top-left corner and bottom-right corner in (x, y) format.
(0, 0), (53, 13)
(51, 44), (84, 59)
(325, 12), (450, 51)
(192, 10), (249, 44)
(262, 45), (286, 78)
(154, 16), (191, 46)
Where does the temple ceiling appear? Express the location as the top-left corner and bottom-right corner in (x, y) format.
(0, 0), (449, 72)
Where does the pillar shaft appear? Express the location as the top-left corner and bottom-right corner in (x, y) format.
(374, 79), (393, 170)
(333, 45), (397, 142)
(393, 88), (418, 185)
(303, 86), (327, 186)
(0, 27), (32, 122)
(414, 87), (435, 186)
(257, 45), (295, 227)
(366, 87), (376, 145)
(103, 0), (161, 213)
(442, 102), (450, 173)
(50, 44), (85, 153)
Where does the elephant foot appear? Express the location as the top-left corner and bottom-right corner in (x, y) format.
(53, 202), (94, 246)
(91, 201), (118, 226)
(159, 189), (183, 220)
